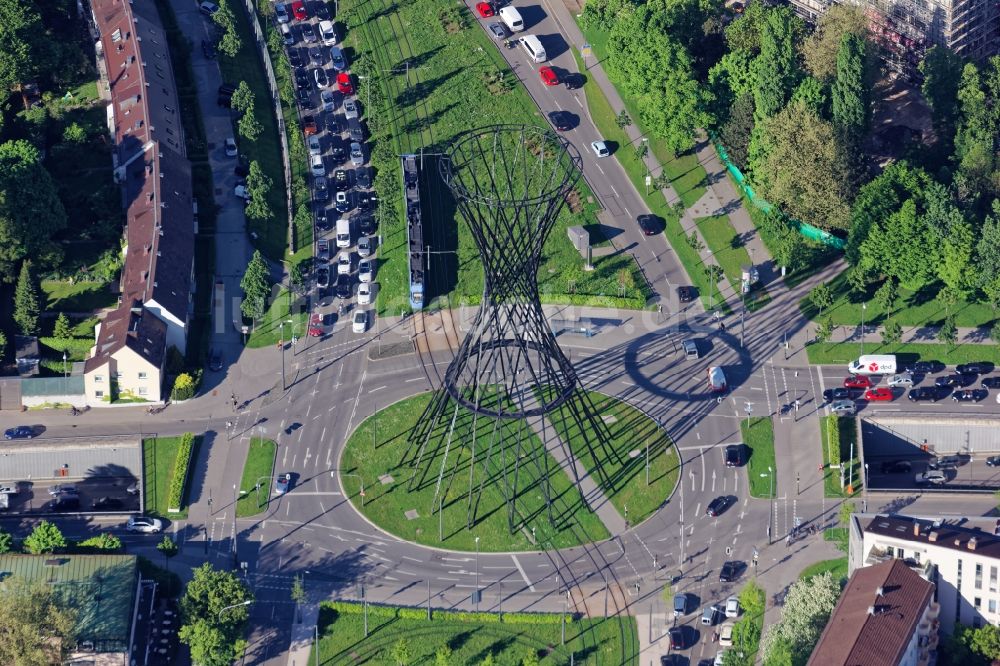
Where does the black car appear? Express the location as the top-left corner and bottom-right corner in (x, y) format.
(316, 267), (330, 289)
(4, 426), (34, 440)
(667, 626), (686, 650)
(719, 561), (740, 583)
(904, 361), (945, 374)
(953, 388), (988, 402)
(823, 387), (853, 402)
(356, 167), (372, 189)
(314, 0), (330, 20)
(706, 496), (729, 517)
(908, 387), (939, 402)
(563, 73), (584, 90)
(957, 363), (993, 375)
(724, 444), (744, 467)
(209, 349), (224, 372)
(934, 375), (962, 388)
(314, 67), (329, 88)
(548, 110), (573, 131)
(93, 496), (124, 510)
(880, 460), (911, 474)
(295, 68), (310, 90)
(201, 39), (217, 59)
(217, 83), (235, 107)
(335, 273), (352, 299)
(677, 286), (694, 303)
(331, 143), (347, 163)
(334, 169), (349, 187)
(297, 87), (311, 107)
(288, 47), (304, 68)
(636, 214), (663, 236)
(983, 377), (1000, 389)
(50, 495), (81, 512)
(315, 206), (331, 230)
(309, 46), (325, 65)
(987, 456), (1000, 467)
(357, 213), (377, 236)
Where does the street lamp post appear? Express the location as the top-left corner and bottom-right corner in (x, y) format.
(62, 351), (67, 379)
(861, 303), (867, 355)
(475, 536), (480, 611)
(768, 465), (774, 542)
(217, 599), (252, 621)
(232, 483), (238, 557)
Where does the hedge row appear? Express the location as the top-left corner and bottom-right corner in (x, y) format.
(323, 601), (574, 625)
(167, 432), (196, 512)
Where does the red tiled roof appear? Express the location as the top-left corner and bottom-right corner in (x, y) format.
(83, 301), (168, 372)
(808, 559), (934, 666)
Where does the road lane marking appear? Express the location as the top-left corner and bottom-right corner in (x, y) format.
(369, 385), (386, 393)
(511, 554), (536, 592)
(575, 96), (583, 108)
(609, 185), (619, 197)
(595, 163), (605, 175)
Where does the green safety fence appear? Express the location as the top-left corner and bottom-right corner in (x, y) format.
(711, 135), (847, 251)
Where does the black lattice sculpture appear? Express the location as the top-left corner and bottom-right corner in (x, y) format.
(405, 126), (619, 533)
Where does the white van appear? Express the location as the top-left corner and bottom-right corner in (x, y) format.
(519, 34), (546, 62)
(847, 354), (897, 376)
(319, 19), (337, 46)
(336, 218), (351, 248)
(499, 6), (524, 31)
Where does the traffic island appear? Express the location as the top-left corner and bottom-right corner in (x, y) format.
(310, 601), (639, 664)
(742, 417), (776, 498)
(340, 392), (678, 552)
(235, 437), (277, 517)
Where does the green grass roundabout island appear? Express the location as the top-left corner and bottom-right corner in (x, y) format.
(340, 391), (680, 552)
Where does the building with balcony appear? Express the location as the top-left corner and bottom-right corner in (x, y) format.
(810, 558), (937, 666)
(850, 513), (1000, 633)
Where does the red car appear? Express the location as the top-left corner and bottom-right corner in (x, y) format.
(291, 0), (308, 20)
(308, 313), (323, 337)
(864, 388), (895, 402)
(336, 72), (353, 94)
(843, 375), (872, 389)
(539, 66), (559, 86)
(475, 1), (494, 17)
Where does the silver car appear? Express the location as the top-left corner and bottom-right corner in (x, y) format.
(350, 142), (364, 166)
(915, 470), (947, 485)
(829, 399), (856, 416)
(887, 372), (914, 388)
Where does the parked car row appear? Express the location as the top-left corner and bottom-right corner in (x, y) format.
(826, 362), (1000, 414)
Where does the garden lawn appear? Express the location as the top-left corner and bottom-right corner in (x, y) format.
(143, 436), (192, 518)
(542, 390), (680, 524)
(742, 417), (776, 498)
(572, 49), (726, 313)
(41, 280), (117, 312)
(312, 602), (639, 666)
(246, 288), (310, 348)
(799, 269), (1000, 329)
(236, 438), (277, 517)
(799, 557), (848, 587)
(345, 0), (649, 315)
(819, 416), (861, 498)
(805, 341), (1000, 366)
(216, 6), (288, 261)
(341, 392), (611, 552)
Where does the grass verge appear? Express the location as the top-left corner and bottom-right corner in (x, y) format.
(215, 5), (288, 260)
(143, 436), (197, 518)
(742, 417), (775, 498)
(542, 390), (680, 525)
(340, 392), (611, 552)
(312, 601), (639, 665)
(805, 341), (1000, 366)
(799, 557), (848, 587)
(824, 527), (850, 552)
(819, 416), (861, 498)
(246, 288), (310, 348)
(236, 438), (277, 517)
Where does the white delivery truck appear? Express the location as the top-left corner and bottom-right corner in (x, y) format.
(848, 354), (897, 375)
(336, 218), (351, 248)
(499, 6), (524, 31)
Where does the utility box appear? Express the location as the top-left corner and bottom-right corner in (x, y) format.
(567, 225), (589, 256)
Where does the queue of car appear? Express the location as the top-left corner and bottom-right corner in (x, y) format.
(274, 0), (375, 335)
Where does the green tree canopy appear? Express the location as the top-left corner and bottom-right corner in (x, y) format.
(831, 33), (869, 147)
(846, 161), (933, 265)
(240, 250), (271, 320)
(53, 312), (71, 340)
(0, 140), (67, 281)
(802, 4), (870, 80)
(23, 520), (66, 554)
(750, 6), (802, 120)
(178, 563), (253, 666)
(231, 80), (255, 114)
(0, 0), (42, 92)
(920, 46), (964, 150)
(14, 259), (40, 335)
(0, 578), (77, 665)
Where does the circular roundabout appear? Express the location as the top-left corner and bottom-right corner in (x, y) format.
(339, 390), (681, 552)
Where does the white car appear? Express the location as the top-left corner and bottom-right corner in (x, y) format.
(358, 259), (374, 283)
(318, 19), (337, 45)
(308, 134), (322, 156)
(590, 140), (610, 158)
(357, 235), (372, 257)
(321, 89), (335, 111)
(725, 596), (740, 618)
(887, 372), (914, 388)
(275, 2), (290, 22)
(357, 282), (372, 305)
(350, 142), (364, 166)
(714, 650), (728, 666)
(352, 310), (368, 333)
(126, 516), (163, 533)
(313, 67), (329, 88)
(310, 154), (326, 177)
(719, 621), (735, 647)
(344, 98), (359, 119)
(224, 137), (238, 157)
(336, 251), (352, 275)
(0, 485), (16, 496)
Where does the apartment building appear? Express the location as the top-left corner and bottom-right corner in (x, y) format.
(85, 0), (196, 403)
(850, 513), (1000, 633)
(786, 0), (1000, 71)
(810, 559), (937, 666)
